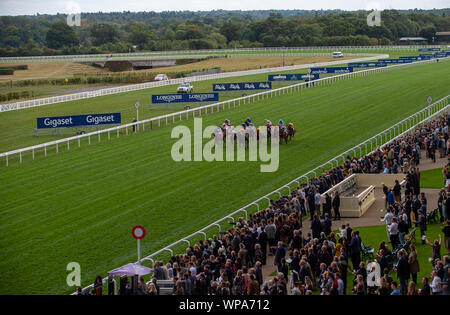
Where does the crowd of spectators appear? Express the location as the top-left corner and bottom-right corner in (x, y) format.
(80, 113), (450, 296)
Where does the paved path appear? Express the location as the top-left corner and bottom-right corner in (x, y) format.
(260, 153), (447, 287)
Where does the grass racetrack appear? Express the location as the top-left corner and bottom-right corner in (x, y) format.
(0, 60), (449, 294)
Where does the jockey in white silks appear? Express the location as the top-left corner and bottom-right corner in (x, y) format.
(222, 119), (231, 129)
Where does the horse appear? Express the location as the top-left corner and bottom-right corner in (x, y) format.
(279, 126), (289, 144)
(287, 124), (296, 141)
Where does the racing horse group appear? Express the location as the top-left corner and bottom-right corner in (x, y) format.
(212, 118), (296, 147)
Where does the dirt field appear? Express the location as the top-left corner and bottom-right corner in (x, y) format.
(138, 56), (358, 74)
(0, 62), (108, 81)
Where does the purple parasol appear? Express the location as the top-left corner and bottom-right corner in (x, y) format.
(107, 263), (153, 277)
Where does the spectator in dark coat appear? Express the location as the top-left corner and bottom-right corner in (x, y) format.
(257, 230), (268, 265)
(394, 250), (410, 295)
(323, 193), (332, 218)
(332, 191), (341, 220)
(350, 232), (361, 271)
(420, 277), (431, 295)
(311, 215), (322, 239)
(322, 214), (332, 236)
(273, 241), (286, 267)
(254, 261), (263, 287)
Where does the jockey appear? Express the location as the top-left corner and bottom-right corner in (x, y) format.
(278, 119), (286, 132)
(265, 119), (272, 128)
(222, 119), (231, 128)
(241, 123), (247, 131)
(288, 122), (294, 128)
(245, 117), (253, 127)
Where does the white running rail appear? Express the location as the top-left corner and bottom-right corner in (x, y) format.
(0, 45), (446, 62)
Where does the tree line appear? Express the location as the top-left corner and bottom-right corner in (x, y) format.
(0, 9), (449, 57)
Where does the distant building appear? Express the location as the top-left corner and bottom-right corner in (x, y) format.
(435, 32), (450, 44)
(398, 37), (428, 45)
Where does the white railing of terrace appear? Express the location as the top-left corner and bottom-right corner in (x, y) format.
(71, 94), (449, 295)
(1, 56), (448, 167)
(0, 54), (388, 113)
(0, 45), (445, 62)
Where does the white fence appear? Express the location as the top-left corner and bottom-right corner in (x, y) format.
(0, 54), (388, 113)
(1, 56), (448, 167)
(71, 94), (449, 294)
(0, 52), (379, 63)
(0, 45), (446, 62)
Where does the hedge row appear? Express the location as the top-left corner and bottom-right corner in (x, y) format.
(0, 69), (14, 75)
(0, 90), (35, 102)
(4, 65), (28, 70)
(103, 60), (132, 72)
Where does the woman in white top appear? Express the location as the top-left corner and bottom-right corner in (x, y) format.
(430, 270), (442, 295)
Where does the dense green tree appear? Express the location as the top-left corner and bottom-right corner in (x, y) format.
(220, 21), (243, 42)
(45, 21), (79, 49)
(125, 23), (155, 50)
(90, 23), (119, 45)
(1, 9), (449, 56)
(420, 25), (437, 43)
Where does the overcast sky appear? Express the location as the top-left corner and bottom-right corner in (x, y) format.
(0, 0), (448, 16)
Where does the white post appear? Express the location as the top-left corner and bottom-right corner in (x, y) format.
(137, 239), (141, 264)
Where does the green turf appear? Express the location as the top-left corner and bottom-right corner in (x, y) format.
(0, 60), (449, 295)
(343, 222), (448, 295)
(420, 168), (445, 189)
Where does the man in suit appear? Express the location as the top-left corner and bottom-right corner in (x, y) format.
(350, 231), (361, 271)
(257, 228), (268, 265)
(346, 224), (353, 241)
(290, 250), (301, 274)
(404, 195), (412, 228)
(394, 249), (410, 295)
(254, 261), (263, 287)
(323, 193), (332, 218)
(332, 191), (341, 221)
(322, 213), (332, 236)
(243, 231), (255, 266)
(307, 190), (315, 219)
(311, 215), (322, 239)
(273, 241), (286, 267)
